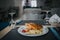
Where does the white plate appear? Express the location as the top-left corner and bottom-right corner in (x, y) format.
(18, 25), (49, 37)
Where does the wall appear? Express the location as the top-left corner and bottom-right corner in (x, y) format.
(51, 0), (60, 8)
(14, 0), (23, 18)
(37, 0), (46, 7)
(0, 0), (14, 8)
(0, 0), (23, 20)
(0, 0), (15, 21)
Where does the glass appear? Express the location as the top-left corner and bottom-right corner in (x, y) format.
(9, 12), (16, 29)
(45, 10), (50, 25)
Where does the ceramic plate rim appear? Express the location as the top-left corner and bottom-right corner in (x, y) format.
(18, 25), (49, 37)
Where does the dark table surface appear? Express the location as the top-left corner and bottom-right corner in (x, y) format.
(1, 27), (59, 40)
(0, 20), (60, 40)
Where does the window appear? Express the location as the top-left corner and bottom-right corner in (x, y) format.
(22, 0), (26, 6)
(22, 0), (37, 7)
(31, 0), (37, 7)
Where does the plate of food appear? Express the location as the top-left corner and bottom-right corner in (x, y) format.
(18, 23), (49, 37)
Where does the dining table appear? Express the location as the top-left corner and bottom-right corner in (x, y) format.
(0, 20), (60, 40)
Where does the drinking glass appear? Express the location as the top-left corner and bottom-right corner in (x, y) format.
(9, 12), (16, 29)
(45, 11), (50, 24)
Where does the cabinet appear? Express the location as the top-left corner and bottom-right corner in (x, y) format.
(22, 8), (45, 20)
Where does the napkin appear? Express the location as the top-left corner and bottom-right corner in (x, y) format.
(49, 14), (60, 23)
(58, 18), (60, 22)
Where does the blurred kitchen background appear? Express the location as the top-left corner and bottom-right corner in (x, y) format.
(0, 0), (60, 21)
